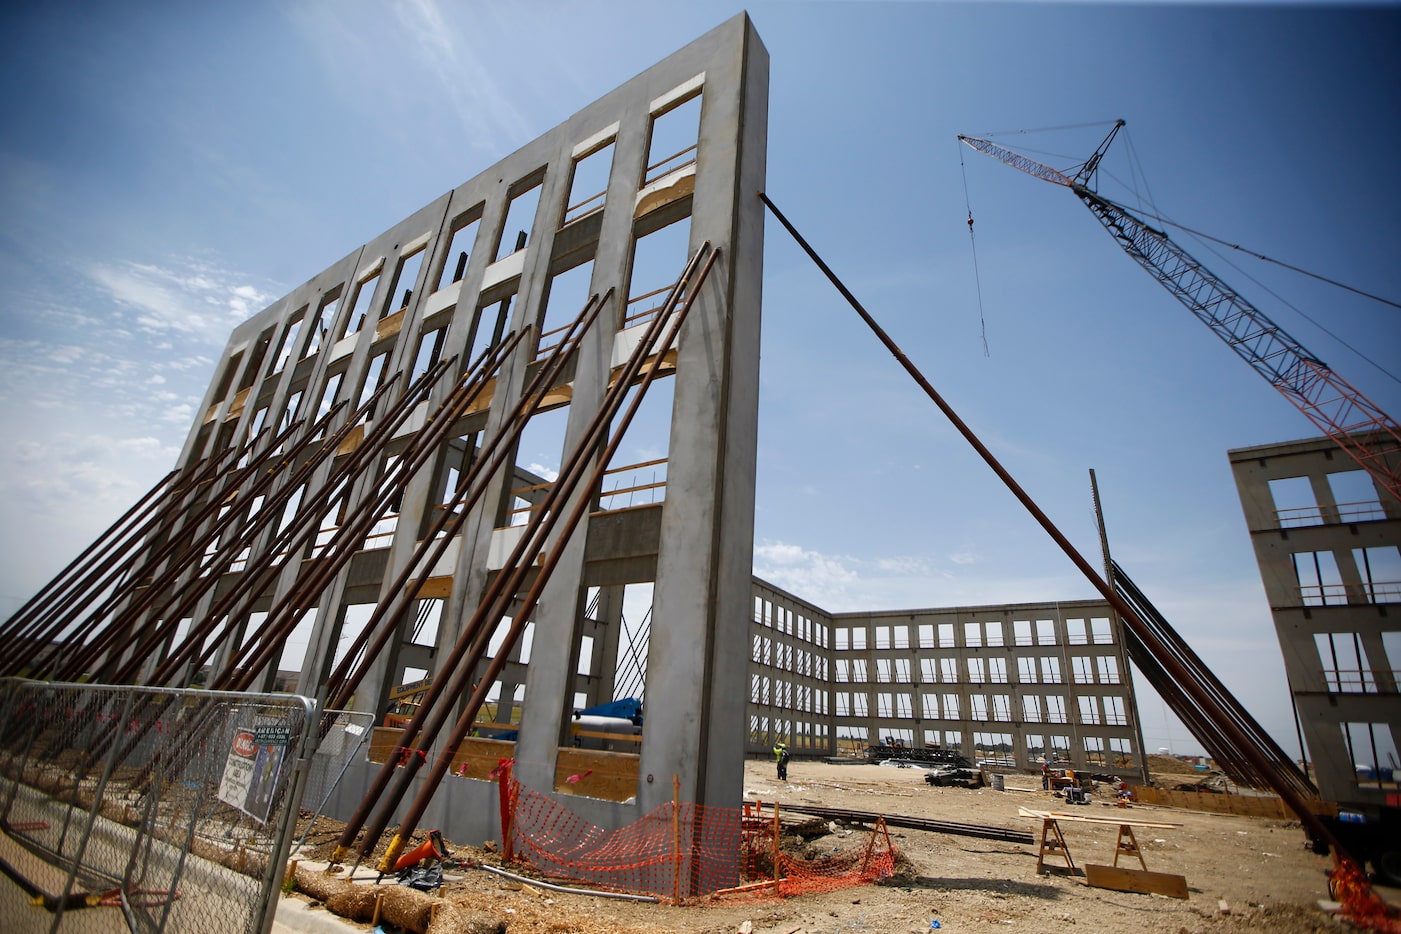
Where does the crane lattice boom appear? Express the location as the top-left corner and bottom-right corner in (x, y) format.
(959, 128), (1401, 503)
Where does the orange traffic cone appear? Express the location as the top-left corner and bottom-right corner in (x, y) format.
(393, 830), (448, 871)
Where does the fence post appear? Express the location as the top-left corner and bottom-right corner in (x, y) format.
(497, 759), (515, 861)
(672, 774), (681, 901)
(254, 694), (318, 934)
(772, 802), (781, 890)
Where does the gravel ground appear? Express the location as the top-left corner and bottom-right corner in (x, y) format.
(284, 757), (1400, 934)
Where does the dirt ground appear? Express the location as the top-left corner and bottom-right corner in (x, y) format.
(288, 757), (1400, 934)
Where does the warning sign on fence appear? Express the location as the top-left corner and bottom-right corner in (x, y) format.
(218, 728), (287, 824)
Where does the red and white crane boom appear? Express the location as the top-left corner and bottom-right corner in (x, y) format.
(959, 122), (1401, 503)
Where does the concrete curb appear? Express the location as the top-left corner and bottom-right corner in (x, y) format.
(272, 896), (368, 934)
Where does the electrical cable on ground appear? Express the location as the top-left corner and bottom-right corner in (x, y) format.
(475, 864), (660, 903)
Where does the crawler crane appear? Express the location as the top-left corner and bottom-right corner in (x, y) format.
(959, 124), (1401, 896)
(959, 122), (1401, 504)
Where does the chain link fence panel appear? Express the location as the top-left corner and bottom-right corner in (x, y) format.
(0, 679), (313, 934)
(293, 709), (373, 849)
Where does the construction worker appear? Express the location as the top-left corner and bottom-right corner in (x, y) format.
(773, 741), (789, 780)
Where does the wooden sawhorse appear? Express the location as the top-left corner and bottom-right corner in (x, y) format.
(1111, 824), (1147, 870)
(1020, 807), (1188, 898)
(1034, 817), (1077, 876)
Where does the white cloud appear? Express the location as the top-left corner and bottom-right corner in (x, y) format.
(754, 536), (1108, 615)
(873, 555), (934, 576)
(0, 432), (178, 514)
(754, 540), (862, 610)
(90, 257), (278, 344)
(162, 403), (195, 424)
(289, 1), (532, 159)
(394, 0), (532, 150)
(526, 462), (560, 483)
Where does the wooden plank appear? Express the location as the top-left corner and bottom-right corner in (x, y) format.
(554, 747), (638, 802)
(570, 727), (641, 745)
(336, 424), (365, 456)
(449, 736), (517, 780)
(374, 309), (406, 342)
(1085, 863), (1188, 899)
(1129, 785), (1314, 819)
(409, 575), (454, 600)
(1019, 807), (1181, 829)
(226, 386), (251, 421)
(368, 726), (414, 763)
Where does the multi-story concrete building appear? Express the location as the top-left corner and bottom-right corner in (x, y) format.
(1229, 434), (1401, 807)
(106, 15), (771, 849)
(20, 16), (1147, 858)
(746, 579), (1146, 776)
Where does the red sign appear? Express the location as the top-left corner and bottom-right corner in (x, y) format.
(232, 732), (257, 757)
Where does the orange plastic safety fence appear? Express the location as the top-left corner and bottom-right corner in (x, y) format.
(500, 777), (900, 902)
(774, 816), (897, 896)
(1329, 857), (1401, 933)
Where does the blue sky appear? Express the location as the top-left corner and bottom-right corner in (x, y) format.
(2, 1), (1398, 759)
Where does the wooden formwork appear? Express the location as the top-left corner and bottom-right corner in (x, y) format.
(1129, 785), (1336, 819)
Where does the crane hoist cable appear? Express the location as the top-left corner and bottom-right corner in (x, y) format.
(958, 143), (990, 356)
(1098, 193), (1401, 313)
(1181, 225), (1401, 390)
(958, 122), (1401, 504)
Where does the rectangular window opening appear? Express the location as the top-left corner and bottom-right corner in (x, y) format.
(1294, 550), (1346, 606)
(537, 259), (595, 359)
(1013, 620), (1033, 646)
(1066, 618), (1088, 645)
(598, 378), (672, 512)
(437, 207), (483, 291)
(1091, 617), (1114, 644)
(1269, 475), (1323, 528)
(503, 404), (569, 528)
(562, 140), (615, 227)
(357, 350), (392, 420)
(1328, 470), (1386, 523)
(385, 246), (427, 321)
(280, 389), (303, 433)
(494, 174), (545, 262)
(305, 288), (344, 358)
(1341, 722), (1399, 788)
(624, 216), (692, 330)
(468, 293), (516, 372)
(1355, 546), (1401, 605)
(271, 308), (307, 374)
(643, 93), (701, 186)
(1315, 632), (1378, 693)
(237, 328), (274, 392)
(340, 271), (382, 340)
(411, 325), (449, 385)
